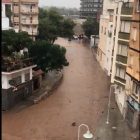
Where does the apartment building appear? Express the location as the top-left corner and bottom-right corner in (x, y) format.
(80, 0), (103, 20)
(12, 0), (39, 40)
(110, 0), (134, 117)
(97, 0), (115, 74)
(125, 0), (139, 132)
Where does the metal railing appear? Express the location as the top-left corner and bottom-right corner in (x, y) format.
(21, 20), (38, 24)
(21, 9), (38, 13)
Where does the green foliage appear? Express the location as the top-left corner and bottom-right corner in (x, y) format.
(29, 40), (69, 72)
(37, 8), (76, 42)
(11, 51), (21, 60)
(2, 30), (33, 52)
(81, 16), (99, 38)
(39, 7), (48, 19)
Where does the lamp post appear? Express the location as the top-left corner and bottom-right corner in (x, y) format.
(106, 84), (116, 124)
(78, 124), (93, 140)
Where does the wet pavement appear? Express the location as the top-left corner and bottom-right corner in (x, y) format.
(2, 38), (111, 140)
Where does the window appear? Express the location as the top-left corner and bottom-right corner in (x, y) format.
(14, 22), (19, 26)
(12, 76), (21, 85)
(118, 44), (128, 56)
(130, 55), (134, 67)
(25, 73), (30, 81)
(133, 28), (137, 41)
(104, 27), (106, 35)
(137, 0), (140, 12)
(138, 58), (140, 72)
(120, 21), (131, 33)
(133, 82), (139, 97)
(14, 14), (18, 17)
(14, 2), (18, 6)
(115, 67), (125, 79)
(101, 26), (103, 33)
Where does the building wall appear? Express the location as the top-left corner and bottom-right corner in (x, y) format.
(12, 0), (39, 38)
(2, 4), (6, 17)
(2, 67), (33, 89)
(2, 80), (32, 110)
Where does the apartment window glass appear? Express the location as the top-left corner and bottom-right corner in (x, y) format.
(94, 0), (98, 2)
(124, 22), (131, 33)
(133, 83), (139, 96)
(120, 21), (125, 32)
(12, 76), (21, 85)
(101, 26), (103, 33)
(104, 27), (106, 35)
(120, 68), (125, 79)
(14, 14), (18, 17)
(14, 22), (19, 26)
(116, 67), (120, 77)
(14, 2), (18, 6)
(25, 73), (30, 81)
(121, 45), (128, 56)
(130, 55), (134, 67)
(133, 28), (137, 41)
(137, 0), (140, 12)
(138, 58), (140, 72)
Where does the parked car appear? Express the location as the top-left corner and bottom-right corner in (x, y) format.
(73, 35), (78, 39)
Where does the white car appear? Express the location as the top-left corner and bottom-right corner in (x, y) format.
(73, 35), (78, 39)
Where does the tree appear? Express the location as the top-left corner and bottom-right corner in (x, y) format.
(38, 18), (58, 43)
(38, 7), (48, 19)
(29, 40), (69, 72)
(37, 8), (76, 43)
(81, 16), (99, 39)
(2, 30), (32, 52)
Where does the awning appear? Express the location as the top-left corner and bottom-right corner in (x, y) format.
(32, 69), (44, 77)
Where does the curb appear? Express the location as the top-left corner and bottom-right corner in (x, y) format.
(34, 72), (63, 104)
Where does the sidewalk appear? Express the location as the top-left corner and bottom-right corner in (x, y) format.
(7, 70), (63, 114)
(93, 95), (136, 140)
(27, 70), (63, 104)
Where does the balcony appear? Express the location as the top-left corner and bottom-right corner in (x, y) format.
(106, 3), (115, 10)
(28, 31), (39, 36)
(114, 76), (126, 88)
(21, 9), (38, 14)
(21, 20), (38, 25)
(121, 8), (133, 15)
(118, 32), (130, 40)
(116, 54), (127, 64)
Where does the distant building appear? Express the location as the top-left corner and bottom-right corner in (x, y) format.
(2, 0), (39, 40)
(79, 0), (103, 20)
(2, 17), (18, 32)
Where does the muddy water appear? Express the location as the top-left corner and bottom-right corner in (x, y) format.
(2, 38), (110, 140)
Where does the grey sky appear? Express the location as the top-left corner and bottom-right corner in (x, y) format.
(39, 0), (80, 8)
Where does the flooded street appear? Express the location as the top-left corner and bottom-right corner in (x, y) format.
(2, 38), (110, 140)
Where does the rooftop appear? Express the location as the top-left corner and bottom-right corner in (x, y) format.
(2, 0), (12, 3)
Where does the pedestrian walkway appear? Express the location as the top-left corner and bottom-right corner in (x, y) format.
(93, 96), (135, 140)
(5, 70), (63, 114)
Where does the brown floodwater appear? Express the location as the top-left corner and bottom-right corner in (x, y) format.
(2, 38), (110, 140)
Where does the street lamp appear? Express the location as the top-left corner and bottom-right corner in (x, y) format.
(106, 84), (116, 124)
(78, 124), (93, 140)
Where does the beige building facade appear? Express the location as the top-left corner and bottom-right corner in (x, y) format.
(97, 0), (115, 75)
(125, 0), (139, 133)
(12, 0), (39, 40)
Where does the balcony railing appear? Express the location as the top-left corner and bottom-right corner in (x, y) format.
(121, 7), (133, 15)
(21, 9), (38, 14)
(114, 76), (126, 88)
(21, 20), (38, 24)
(115, 76), (126, 84)
(116, 54), (127, 64)
(28, 31), (39, 35)
(118, 32), (130, 40)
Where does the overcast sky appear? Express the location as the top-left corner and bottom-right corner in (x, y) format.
(39, 0), (80, 8)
